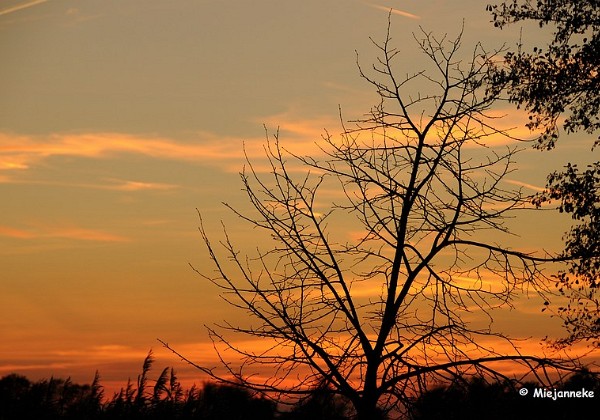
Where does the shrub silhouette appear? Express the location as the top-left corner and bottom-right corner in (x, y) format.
(0, 372), (103, 420)
(0, 352), (275, 420)
(409, 371), (600, 420)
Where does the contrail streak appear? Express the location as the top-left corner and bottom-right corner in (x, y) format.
(368, 3), (420, 20)
(0, 0), (48, 17)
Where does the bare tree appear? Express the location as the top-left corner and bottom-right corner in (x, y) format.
(164, 22), (582, 419)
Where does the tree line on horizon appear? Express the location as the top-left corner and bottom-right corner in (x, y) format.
(1, 352), (599, 420)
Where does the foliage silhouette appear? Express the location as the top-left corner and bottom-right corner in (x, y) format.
(0, 372), (103, 420)
(166, 16), (585, 420)
(488, 0), (600, 347)
(410, 370), (600, 420)
(487, 0), (600, 148)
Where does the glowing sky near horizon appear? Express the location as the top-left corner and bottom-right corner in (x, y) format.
(1, 0), (597, 392)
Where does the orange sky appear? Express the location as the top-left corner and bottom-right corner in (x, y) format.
(1, 0), (598, 396)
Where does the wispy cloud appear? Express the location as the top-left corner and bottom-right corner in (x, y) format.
(259, 111), (343, 143)
(505, 179), (546, 193)
(0, 116), (341, 175)
(52, 228), (130, 242)
(105, 179), (180, 192)
(0, 176), (181, 193)
(0, 0), (48, 17)
(63, 7), (103, 24)
(0, 105), (534, 181)
(366, 3), (420, 20)
(0, 132), (250, 172)
(0, 225), (35, 239)
(0, 224), (130, 242)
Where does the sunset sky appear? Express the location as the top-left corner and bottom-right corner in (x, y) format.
(1, 0), (598, 393)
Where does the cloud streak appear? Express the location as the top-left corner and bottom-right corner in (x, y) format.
(366, 3), (420, 20)
(0, 132), (248, 172)
(0, 115), (342, 175)
(0, 224), (130, 242)
(504, 179), (546, 193)
(0, 0), (48, 17)
(105, 179), (180, 192)
(0, 106), (535, 182)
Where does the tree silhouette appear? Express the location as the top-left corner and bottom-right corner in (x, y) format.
(0, 372), (103, 420)
(165, 19), (585, 419)
(488, 0), (600, 347)
(0, 368), (275, 420)
(410, 370), (600, 420)
(0, 374), (33, 419)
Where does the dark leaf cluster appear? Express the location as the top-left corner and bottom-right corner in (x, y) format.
(487, 0), (600, 148)
(489, 0), (600, 347)
(533, 161), (600, 346)
(534, 162), (600, 287)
